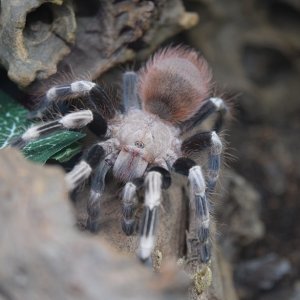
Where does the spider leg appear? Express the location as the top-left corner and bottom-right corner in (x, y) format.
(86, 158), (112, 232)
(65, 137), (119, 232)
(207, 132), (222, 192)
(138, 171), (162, 263)
(173, 130), (223, 264)
(121, 178), (143, 236)
(122, 182), (138, 236)
(180, 97), (228, 133)
(181, 131), (223, 193)
(173, 158), (211, 264)
(29, 80), (116, 121)
(29, 81), (97, 118)
(11, 110), (106, 149)
(65, 137), (118, 191)
(122, 71), (140, 112)
(65, 143), (106, 191)
(138, 167), (171, 263)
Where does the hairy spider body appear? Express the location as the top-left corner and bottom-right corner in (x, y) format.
(12, 46), (228, 275)
(139, 47), (212, 123)
(110, 109), (180, 181)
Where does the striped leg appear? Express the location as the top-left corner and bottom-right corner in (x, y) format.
(138, 171), (162, 262)
(180, 97), (228, 133)
(65, 144), (105, 191)
(30, 80), (117, 121)
(138, 167), (171, 262)
(188, 165), (211, 263)
(86, 159), (112, 232)
(11, 110), (106, 149)
(66, 138), (118, 232)
(173, 158), (211, 264)
(121, 181), (139, 236)
(207, 132), (222, 193)
(181, 131), (223, 193)
(30, 81), (97, 118)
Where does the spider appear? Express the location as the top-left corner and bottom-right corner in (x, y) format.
(12, 46), (228, 268)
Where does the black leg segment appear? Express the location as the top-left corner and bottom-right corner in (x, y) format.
(181, 132), (212, 154)
(180, 97), (228, 133)
(87, 111), (108, 137)
(173, 157), (196, 176)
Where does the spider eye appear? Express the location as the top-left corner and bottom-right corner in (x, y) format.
(135, 141), (145, 148)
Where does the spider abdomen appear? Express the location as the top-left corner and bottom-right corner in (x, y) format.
(138, 46), (212, 124)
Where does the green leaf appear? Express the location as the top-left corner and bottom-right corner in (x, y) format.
(0, 91), (30, 149)
(51, 142), (82, 163)
(0, 90), (86, 163)
(22, 131), (86, 164)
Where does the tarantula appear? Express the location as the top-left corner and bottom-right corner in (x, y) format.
(12, 46), (228, 266)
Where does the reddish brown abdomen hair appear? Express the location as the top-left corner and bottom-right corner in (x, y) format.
(138, 46), (212, 124)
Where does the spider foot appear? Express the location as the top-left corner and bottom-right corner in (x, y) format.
(121, 219), (136, 236)
(86, 217), (100, 233)
(138, 255), (153, 267)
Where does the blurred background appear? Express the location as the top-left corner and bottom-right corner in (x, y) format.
(181, 1), (300, 299)
(0, 1), (299, 299)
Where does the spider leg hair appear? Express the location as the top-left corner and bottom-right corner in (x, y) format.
(29, 80), (97, 118)
(138, 167), (171, 262)
(181, 131), (223, 193)
(10, 110), (101, 149)
(122, 71), (140, 113)
(67, 138), (119, 231)
(29, 80), (116, 121)
(173, 158), (211, 264)
(138, 46), (212, 124)
(87, 110), (108, 137)
(180, 97), (228, 133)
(86, 159), (112, 232)
(121, 179), (143, 236)
(65, 143), (105, 191)
(207, 132), (222, 192)
(189, 164), (211, 263)
(138, 171), (162, 262)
